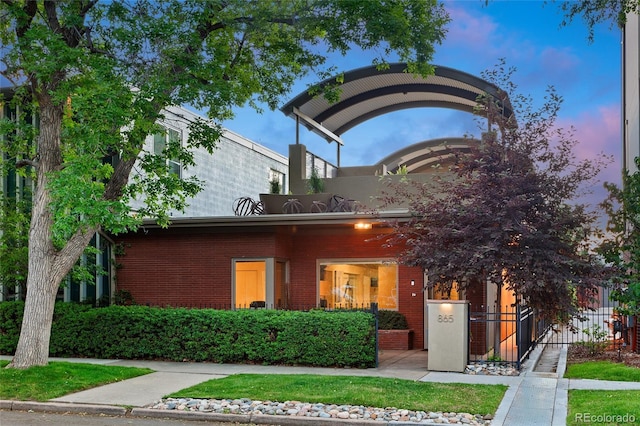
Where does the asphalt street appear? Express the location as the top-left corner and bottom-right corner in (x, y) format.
(0, 410), (263, 426)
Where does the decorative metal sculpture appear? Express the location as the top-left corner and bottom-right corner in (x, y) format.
(233, 197), (262, 216)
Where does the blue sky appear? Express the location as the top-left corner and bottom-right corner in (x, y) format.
(221, 1), (622, 209)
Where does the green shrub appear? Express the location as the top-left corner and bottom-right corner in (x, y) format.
(572, 324), (609, 357)
(378, 310), (409, 330)
(0, 302), (376, 368)
(0, 301), (24, 353)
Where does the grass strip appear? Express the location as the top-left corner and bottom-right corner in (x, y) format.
(169, 374), (507, 415)
(567, 390), (640, 426)
(0, 360), (153, 401)
(565, 361), (640, 382)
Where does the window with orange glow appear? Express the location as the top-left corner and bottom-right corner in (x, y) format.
(319, 261), (397, 309)
(234, 260), (266, 308)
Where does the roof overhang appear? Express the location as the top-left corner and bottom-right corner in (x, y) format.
(140, 210), (412, 230)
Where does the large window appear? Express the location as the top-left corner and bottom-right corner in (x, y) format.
(319, 261), (397, 309)
(56, 233), (113, 305)
(234, 260), (266, 308)
(153, 127), (181, 177)
(233, 259), (289, 309)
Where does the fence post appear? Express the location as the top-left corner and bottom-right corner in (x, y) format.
(371, 302), (379, 368)
(516, 305), (522, 370)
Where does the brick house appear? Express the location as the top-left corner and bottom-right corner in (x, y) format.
(114, 64), (514, 353)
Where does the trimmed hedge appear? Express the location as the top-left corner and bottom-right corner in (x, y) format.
(378, 310), (409, 330)
(0, 302), (376, 368)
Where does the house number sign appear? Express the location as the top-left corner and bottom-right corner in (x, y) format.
(427, 300), (468, 372)
(437, 314), (454, 323)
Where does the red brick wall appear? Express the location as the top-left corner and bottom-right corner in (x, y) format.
(378, 330), (413, 350)
(115, 224), (425, 347)
(634, 316), (639, 354)
(115, 228), (281, 307)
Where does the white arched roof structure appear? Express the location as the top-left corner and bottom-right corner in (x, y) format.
(280, 63), (512, 146)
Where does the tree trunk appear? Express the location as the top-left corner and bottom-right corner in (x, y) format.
(8, 273), (58, 368)
(6, 83), (135, 369)
(6, 96), (88, 369)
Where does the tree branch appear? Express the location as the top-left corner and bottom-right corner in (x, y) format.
(79, 0), (99, 16)
(84, 26), (113, 56)
(12, 0), (37, 38)
(43, 1), (62, 35)
(16, 159), (38, 169)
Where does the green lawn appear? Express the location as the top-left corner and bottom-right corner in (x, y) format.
(564, 361), (640, 382)
(565, 361), (640, 425)
(565, 361), (640, 382)
(567, 390), (640, 426)
(0, 360), (153, 401)
(169, 374), (507, 415)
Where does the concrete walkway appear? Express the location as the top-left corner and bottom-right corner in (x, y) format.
(2, 347), (640, 425)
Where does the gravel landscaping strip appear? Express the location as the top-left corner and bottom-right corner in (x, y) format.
(149, 398), (494, 425)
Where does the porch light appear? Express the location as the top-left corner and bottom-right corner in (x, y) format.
(354, 222), (372, 230)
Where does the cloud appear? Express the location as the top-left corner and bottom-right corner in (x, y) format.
(561, 104), (620, 177)
(540, 47), (580, 72)
(444, 6), (499, 51)
(555, 104), (621, 219)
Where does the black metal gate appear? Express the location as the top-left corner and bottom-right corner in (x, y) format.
(468, 304), (548, 369)
(468, 287), (636, 370)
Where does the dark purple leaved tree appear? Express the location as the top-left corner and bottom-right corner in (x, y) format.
(381, 61), (611, 321)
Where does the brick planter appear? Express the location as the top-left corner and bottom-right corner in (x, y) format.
(378, 329), (413, 350)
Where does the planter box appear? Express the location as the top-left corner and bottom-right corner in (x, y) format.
(378, 329), (413, 350)
(260, 193), (332, 214)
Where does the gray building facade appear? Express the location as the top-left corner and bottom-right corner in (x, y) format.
(129, 105), (288, 218)
(624, 12), (640, 172)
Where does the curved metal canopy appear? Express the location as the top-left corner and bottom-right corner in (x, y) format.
(280, 63), (512, 143)
(376, 137), (479, 174)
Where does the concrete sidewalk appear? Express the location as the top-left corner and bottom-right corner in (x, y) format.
(45, 350), (437, 407)
(2, 348), (640, 425)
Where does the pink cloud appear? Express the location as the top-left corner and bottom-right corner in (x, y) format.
(560, 104), (620, 174)
(444, 6), (498, 51)
(539, 47), (580, 74)
(556, 104), (621, 218)
(438, 6), (537, 71)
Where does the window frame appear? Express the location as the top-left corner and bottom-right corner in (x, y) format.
(153, 126), (182, 178)
(317, 258), (399, 310)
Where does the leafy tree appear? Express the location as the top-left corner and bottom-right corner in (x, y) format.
(0, 0), (449, 368)
(381, 62), (610, 321)
(557, 0), (640, 312)
(556, 0), (640, 42)
(0, 194), (29, 299)
(598, 160), (640, 315)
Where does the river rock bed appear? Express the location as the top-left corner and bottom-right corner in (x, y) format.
(148, 398), (493, 424)
(464, 362), (519, 376)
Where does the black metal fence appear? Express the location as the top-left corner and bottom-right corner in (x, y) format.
(143, 301), (377, 312)
(468, 305), (549, 369)
(468, 297), (632, 370)
(543, 306), (630, 350)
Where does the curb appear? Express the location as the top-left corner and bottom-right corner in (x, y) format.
(131, 407), (251, 423)
(132, 408), (383, 425)
(2, 400), (455, 425)
(0, 399), (126, 416)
